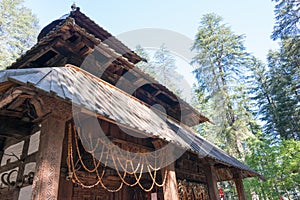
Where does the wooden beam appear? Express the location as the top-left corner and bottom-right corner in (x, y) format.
(232, 170), (247, 200)
(203, 160), (220, 200)
(0, 139), (4, 168)
(7, 96), (27, 110)
(175, 169), (206, 183)
(0, 110), (23, 119)
(0, 117), (34, 138)
(13, 136), (30, 199)
(0, 82), (14, 93)
(11, 37), (61, 69)
(0, 152), (37, 174)
(0, 87), (35, 109)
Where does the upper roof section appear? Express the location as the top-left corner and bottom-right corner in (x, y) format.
(7, 7), (210, 127)
(37, 7), (143, 64)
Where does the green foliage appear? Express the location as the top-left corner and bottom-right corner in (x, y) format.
(269, 0), (300, 140)
(189, 3), (299, 199)
(191, 13), (255, 157)
(135, 44), (184, 96)
(243, 1), (300, 198)
(249, 39), (300, 140)
(245, 136), (300, 199)
(266, 42), (300, 140)
(272, 0), (299, 40)
(135, 45), (156, 77)
(0, 0), (39, 70)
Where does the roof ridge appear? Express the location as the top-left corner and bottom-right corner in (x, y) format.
(70, 9), (143, 63)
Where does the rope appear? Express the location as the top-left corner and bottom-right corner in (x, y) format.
(67, 123), (168, 193)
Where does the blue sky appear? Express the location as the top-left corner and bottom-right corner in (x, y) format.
(24, 0), (278, 61)
(24, 0), (279, 94)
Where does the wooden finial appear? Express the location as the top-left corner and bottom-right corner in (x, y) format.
(71, 2), (77, 11)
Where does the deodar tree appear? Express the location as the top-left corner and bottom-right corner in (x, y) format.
(272, 0), (299, 40)
(0, 0), (39, 70)
(261, 0), (300, 140)
(135, 44), (184, 96)
(243, 1), (300, 198)
(191, 13), (254, 157)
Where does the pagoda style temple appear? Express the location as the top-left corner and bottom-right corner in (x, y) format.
(0, 7), (262, 200)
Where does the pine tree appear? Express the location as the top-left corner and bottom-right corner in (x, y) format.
(135, 44), (184, 96)
(135, 45), (157, 78)
(267, 0), (300, 140)
(272, 0), (300, 40)
(266, 43), (300, 140)
(191, 13), (255, 157)
(243, 1), (300, 198)
(153, 44), (183, 95)
(247, 58), (278, 139)
(0, 0), (39, 69)
(250, 42), (299, 140)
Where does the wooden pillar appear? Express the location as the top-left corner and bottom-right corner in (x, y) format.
(232, 170), (246, 200)
(57, 126), (74, 200)
(121, 184), (129, 200)
(152, 141), (179, 200)
(13, 136), (30, 200)
(31, 115), (66, 200)
(57, 175), (73, 200)
(162, 162), (179, 200)
(203, 160), (220, 200)
(234, 178), (246, 200)
(0, 140), (4, 163)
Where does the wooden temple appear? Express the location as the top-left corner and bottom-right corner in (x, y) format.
(0, 7), (262, 200)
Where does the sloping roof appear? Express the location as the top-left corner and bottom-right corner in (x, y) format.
(69, 8), (144, 64)
(36, 8), (143, 64)
(0, 66), (262, 180)
(7, 14), (210, 127)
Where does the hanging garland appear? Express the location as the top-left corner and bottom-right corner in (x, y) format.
(67, 123), (168, 192)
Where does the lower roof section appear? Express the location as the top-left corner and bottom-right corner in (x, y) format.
(0, 66), (263, 180)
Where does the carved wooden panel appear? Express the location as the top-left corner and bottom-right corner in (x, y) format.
(31, 116), (65, 200)
(72, 185), (112, 200)
(0, 188), (14, 200)
(178, 180), (209, 200)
